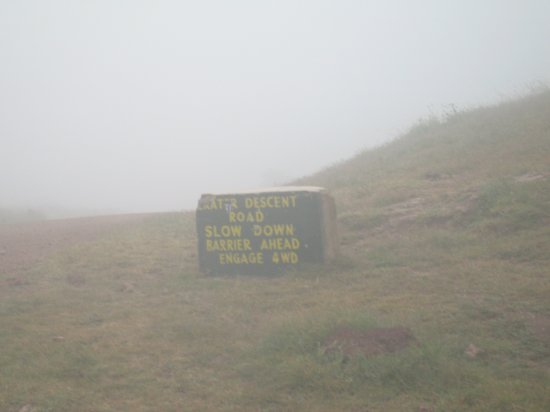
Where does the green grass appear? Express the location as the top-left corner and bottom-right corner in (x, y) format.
(1, 91), (550, 411)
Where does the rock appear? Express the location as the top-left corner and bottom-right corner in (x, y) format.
(465, 343), (482, 358)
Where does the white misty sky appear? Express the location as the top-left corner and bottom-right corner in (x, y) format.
(1, 0), (549, 214)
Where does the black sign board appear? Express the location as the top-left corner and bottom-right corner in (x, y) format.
(196, 187), (337, 275)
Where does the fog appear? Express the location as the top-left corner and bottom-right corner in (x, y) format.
(1, 1), (549, 216)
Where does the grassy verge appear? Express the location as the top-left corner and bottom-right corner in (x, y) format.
(1, 209), (548, 411)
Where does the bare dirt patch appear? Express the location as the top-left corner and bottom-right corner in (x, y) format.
(385, 197), (425, 227)
(528, 315), (550, 345)
(322, 326), (417, 358)
(0, 214), (151, 275)
(514, 173), (548, 183)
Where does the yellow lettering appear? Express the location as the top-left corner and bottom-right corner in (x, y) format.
(252, 224), (295, 237)
(260, 237), (300, 250)
(199, 197), (238, 211)
(229, 210), (264, 223)
(206, 238), (252, 251)
(272, 251), (298, 264)
(206, 239), (215, 251)
(218, 252), (264, 265)
(205, 225), (242, 238)
(280, 251), (299, 264)
(290, 195), (297, 207)
(244, 195), (298, 209)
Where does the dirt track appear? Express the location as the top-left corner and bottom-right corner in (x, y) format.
(0, 214), (150, 275)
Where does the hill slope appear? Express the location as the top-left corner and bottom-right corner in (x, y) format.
(1, 91), (549, 411)
(300, 89), (550, 274)
(300, 89), (550, 219)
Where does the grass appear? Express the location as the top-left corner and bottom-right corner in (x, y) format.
(1, 91), (550, 411)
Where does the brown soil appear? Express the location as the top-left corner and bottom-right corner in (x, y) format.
(0, 214), (151, 275)
(322, 326), (417, 358)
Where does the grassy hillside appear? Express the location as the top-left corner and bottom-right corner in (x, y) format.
(1, 91), (549, 411)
